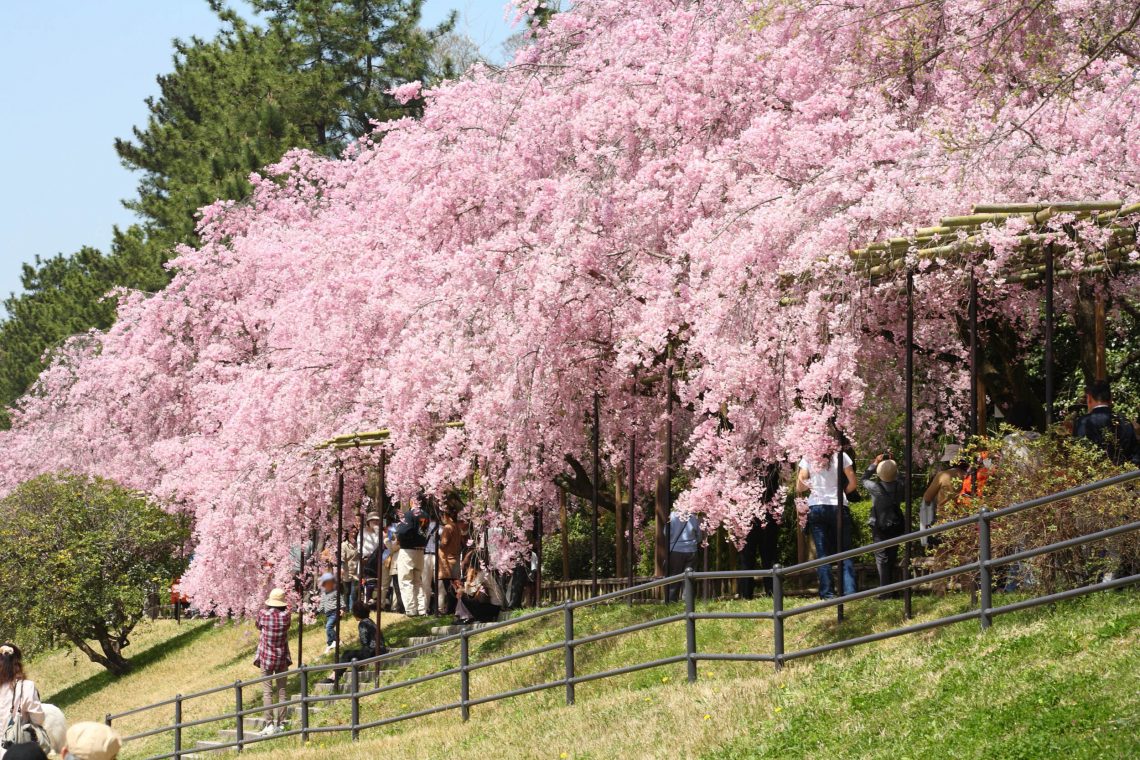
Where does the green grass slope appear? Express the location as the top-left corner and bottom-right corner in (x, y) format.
(31, 590), (1140, 760)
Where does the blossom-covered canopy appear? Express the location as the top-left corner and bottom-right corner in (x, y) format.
(3, 0), (1139, 614)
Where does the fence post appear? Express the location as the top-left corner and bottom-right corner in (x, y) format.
(772, 565), (784, 671)
(564, 603), (576, 706)
(299, 668), (310, 743)
(173, 694), (182, 760)
(684, 570), (698, 683)
(234, 681), (244, 752)
(978, 508), (992, 630)
(460, 630), (471, 721)
(351, 662), (360, 740)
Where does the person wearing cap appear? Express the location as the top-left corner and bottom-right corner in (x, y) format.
(60, 722), (121, 760)
(253, 589), (292, 735)
(922, 444), (968, 527)
(317, 572), (339, 654)
(863, 455), (906, 596)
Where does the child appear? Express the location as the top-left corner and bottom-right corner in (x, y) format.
(317, 572), (339, 654)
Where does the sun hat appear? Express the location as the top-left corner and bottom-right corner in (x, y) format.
(940, 444), (962, 462)
(264, 588), (288, 608)
(64, 722), (122, 760)
(365, 512), (382, 523)
(876, 459), (899, 483)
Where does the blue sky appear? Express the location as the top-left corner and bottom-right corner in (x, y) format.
(0, 1), (516, 313)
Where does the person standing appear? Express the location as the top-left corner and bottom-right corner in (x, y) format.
(738, 464), (782, 599)
(395, 499), (430, 617)
(341, 524), (361, 612)
(254, 589), (292, 736)
(797, 450), (858, 599)
(317, 573), (339, 654)
(437, 502), (468, 615)
(863, 456), (906, 596)
(0, 643), (47, 757)
(665, 508), (703, 602)
(421, 510), (439, 616)
(1074, 380), (1140, 467)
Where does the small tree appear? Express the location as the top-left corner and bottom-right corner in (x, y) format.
(0, 474), (189, 675)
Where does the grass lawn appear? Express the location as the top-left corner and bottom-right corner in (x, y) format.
(30, 589), (1140, 759)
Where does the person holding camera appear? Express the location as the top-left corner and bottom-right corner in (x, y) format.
(863, 454), (906, 597)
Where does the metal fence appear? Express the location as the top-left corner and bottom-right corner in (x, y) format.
(107, 469), (1140, 759)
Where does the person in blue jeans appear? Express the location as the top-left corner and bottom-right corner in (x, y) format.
(317, 572), (339, 654)
(797, 451), (859, 599)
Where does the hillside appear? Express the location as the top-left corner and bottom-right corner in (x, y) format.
(32, 590), (1140, 759)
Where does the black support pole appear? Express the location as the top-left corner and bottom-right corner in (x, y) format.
(969, 273), (980, 437)
(836, 433), (844, 624)
(628, 434), (636, 596)
(375, 450), (385, 671)
(904, 269), (914, 620)
(335, 465), (344, 663)
(297, 542), (304, 667)
(1044, 243), (1055, 427)
(591, 391), (600, 598)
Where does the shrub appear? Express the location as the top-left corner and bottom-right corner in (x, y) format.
(931, 431), (1140, 593)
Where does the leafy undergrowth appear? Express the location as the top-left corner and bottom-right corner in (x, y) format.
(30, 587), (1140, 759)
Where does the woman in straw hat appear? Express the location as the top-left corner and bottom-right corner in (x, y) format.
(253, 589), (292, 736)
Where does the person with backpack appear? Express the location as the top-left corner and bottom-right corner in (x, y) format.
(395, 498), (431, 617)
(1074, 380), (1140, 467)
(0, 643), (49, 758)
(863, 455), (906, 597)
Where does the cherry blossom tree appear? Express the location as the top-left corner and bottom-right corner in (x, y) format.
(2, 0), (1139, 614)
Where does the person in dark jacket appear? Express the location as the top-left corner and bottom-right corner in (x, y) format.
(737, 464), (781, 599)
(863, 455), (906, 597)
(395, 499), (431, 616)
(1074, 380), (1140, 467)
(327, 602), (386, 683)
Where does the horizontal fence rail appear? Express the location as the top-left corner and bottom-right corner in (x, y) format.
(107, 469), (1140, 759)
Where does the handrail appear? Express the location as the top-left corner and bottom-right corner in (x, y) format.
(105, 469), (1140, 760)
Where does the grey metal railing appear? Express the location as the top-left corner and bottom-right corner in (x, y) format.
(106, 469), (1140, 759)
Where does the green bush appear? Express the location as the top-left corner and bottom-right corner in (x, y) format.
(0, 473), (189, 674)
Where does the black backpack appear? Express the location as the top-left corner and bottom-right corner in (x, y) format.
(873, 481), (905, 536)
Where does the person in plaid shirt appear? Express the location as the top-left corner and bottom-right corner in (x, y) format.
(254, 589), (292, 735)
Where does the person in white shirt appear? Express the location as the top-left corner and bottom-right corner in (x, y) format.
(0, 643), (46, 758)
(796, 451), (858, 599)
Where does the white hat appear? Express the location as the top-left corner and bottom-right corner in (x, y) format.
(318, 572), (336, 584)
(65, 722), (122, 760)
(940, 444), (962, 462)
(264, 588), (288, 608)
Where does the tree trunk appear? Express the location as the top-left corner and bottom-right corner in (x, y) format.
(68, 635), (131, 676)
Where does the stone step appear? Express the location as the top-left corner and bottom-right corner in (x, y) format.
(429, 621), (503, 636)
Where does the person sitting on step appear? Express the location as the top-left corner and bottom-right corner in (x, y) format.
(325, 602), (387, 684)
